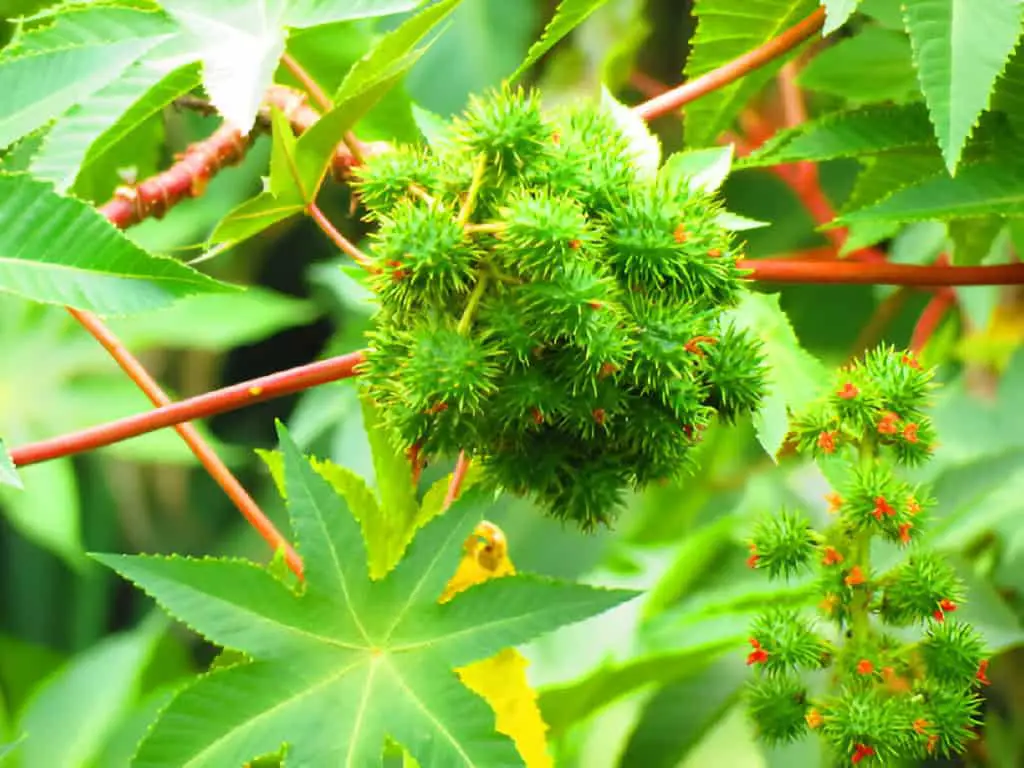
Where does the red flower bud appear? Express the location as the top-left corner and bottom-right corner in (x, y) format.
(837, 382), (859, 400)
(851, 743), (875, 764)
(856, 659), (874, 675)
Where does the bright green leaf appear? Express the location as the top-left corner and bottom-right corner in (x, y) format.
(510, 0), (613, 80)
(602, 85), (660, 178)
(293, 0), (464, 196)
(839, 158), (1024, 223)
(683, 0), (817, 147)
(821, 0), (860, 34)
(15, 616), (165, 768)
(797, 26), (919, 104)
(904, 0), (1024, 172)
(0, 439), (20, 490)
(284, 0), (425, 28)
(0, 6), (176, 149)
(740, 103), (936, 168)
(715, 211), (770, 231)
(104, 287), (318, 351)
(0, 174), (234, 315)
(29, 63), (200, 192)
(991, 42), (1024, 137)
(0, 459), (83, 568)
(659, 145), (734, 193)
(93, 424), (636, 766)
(840, 148), (946, 213)
(725, 292), (827, 459)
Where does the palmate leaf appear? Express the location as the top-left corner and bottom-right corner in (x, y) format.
(739, 103), (937, 168)
(0, 5), (177, 149)
(510, 0), (613, 80)
(29, 63), (201, 193)
(93, 425), (636, 767)
(211, 0), (462, 249)
(838, 158), (1024, 224)
(683, 0), (817, 147)
(991, 43), (1024, 137)
(796, 26), (919, 104)
(904, 0), (1024, 173)
(0, 174), (232, 315)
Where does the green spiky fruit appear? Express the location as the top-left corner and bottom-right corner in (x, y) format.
(352, 86), (767, 527)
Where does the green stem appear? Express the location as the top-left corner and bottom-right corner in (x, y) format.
(457, 275), (489, 335)
(456, 154), (488, 228)
(850, 438), (877, 645)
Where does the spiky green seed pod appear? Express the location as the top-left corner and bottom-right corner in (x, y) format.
(356, 86), (767, 526)
(747, 675), (809, 745)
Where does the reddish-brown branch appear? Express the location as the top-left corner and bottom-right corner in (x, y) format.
(64, 308), (303, 576)
(742, 259), (1024, 286)
(632, 8), (827, 122)
(11, 351), (365, 468)
(443, 452), (472, 510)
(307, 203), (376, 272)
(910, 288), (957, 351)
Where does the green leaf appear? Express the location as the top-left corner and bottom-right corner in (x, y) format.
(838, 157), (1024, 223)
(821, 0), (860, 34)
(683, 0), (817, 147)
(725, 292), (827, 459)
(948, 217), (1005, 266)
(294, 0), (464, 196)
(797, 26), (919, 104)
(15, 616), (165, 768)
(659, 145), (734, 194)
(740, 103), (936, 168)
(602, 85), (660, 178)
(991, 42), (1024, 137)
(904, 0), (1024, 172)
(0, 439), (20, 490)
(715, 211), (770, 231)
(104, 287), (318, 352)
(0, 737), (23, 762)
(29, 63), (201, 192)
(358, 394), (421, 568)
(0, 5), (177, 149)
(93, 424), (636, 766)
(510, 0), (613, 80)
(284, 0), (425, 28)
(0, 173), (234, 315)
(840, 148), (947, 213)
(0, 459), (83, 569)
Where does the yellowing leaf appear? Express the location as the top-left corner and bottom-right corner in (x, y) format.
(442, 522), (554, 768)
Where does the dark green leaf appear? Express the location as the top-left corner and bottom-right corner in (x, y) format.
(948, 217), (1005, 266)
(904, 0), (1024, 172)
(0, 439), (20, 490)
(740, 103), (936, 168)
(991, 42), (1024, 137)
(840, 148), (946, 213)
(92, 425), (637, 766)
(683, 0), (817, 147)
(797, 26), (918, 104)
(0, 174), (234, 315)
(839, 158), (1024, 223)
(510, 0), (613, 81)
(0, 460), (83, 568)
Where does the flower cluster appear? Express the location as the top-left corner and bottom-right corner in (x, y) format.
(353, 87), (767, 527)
(745, 347), (988, 763)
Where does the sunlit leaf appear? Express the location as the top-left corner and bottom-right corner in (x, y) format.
(683, 0), (817, 147)
(904, 0), (1024, 172)
(510, 0), (613, 81)
(284, 0), (425, 28)
(94, 425), (636, 766)
(659, 145), (734, 193)
(725, 292), (827, 459)
(821, 0), (861, 34)
(0, 439), (20, 490)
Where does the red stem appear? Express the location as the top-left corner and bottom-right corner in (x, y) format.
(632, 8), (827, 122)
(743, 259), (1024, 286)
(910, 288), (957, 351)
(307, 203), (376, 272)
(10, 352), (365, 468)
(443, 452), (471, 510)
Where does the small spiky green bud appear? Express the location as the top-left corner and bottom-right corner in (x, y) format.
(919, 620), (987, 689)
(748, 508), (817, 579)
(878, 550), (965, 626)
(746, 675), (809, 745)
(748, 608), (831, 675)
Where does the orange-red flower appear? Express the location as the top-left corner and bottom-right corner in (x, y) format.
(913, 718), (929, 735)
(851, 743), (875, 764)
(902, 352), (921, 369)
(822, 546), (844, 566)
(902, 422), (919, 443)
(818, 431), (838, 454)
(746, 638), (768, 666)
(898, 522), (913, 545)
(845, 565), (866, 586)
(877, 411), (900, 435)
(746, 543), (759, 569)
(856, 659), (874, 675)
(805, 709), (824, 729)
(872, 496), (895, 520)
(837, 382), (860, 400)
(977, 659), (991, 686)
(825, 492), (844, 513)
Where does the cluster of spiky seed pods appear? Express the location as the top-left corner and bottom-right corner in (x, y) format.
(746, 347), (989, 764)
(353, 87), (767, 527)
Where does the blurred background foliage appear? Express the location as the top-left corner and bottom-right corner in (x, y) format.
(1, 0), (1023, 766)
